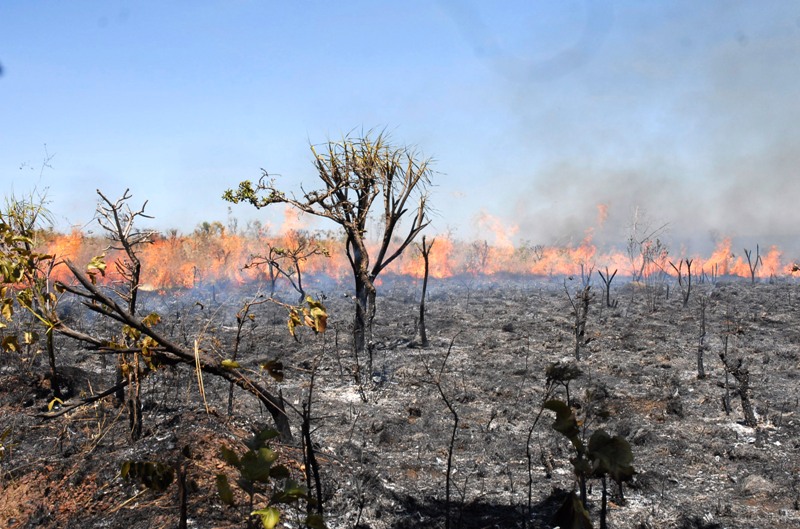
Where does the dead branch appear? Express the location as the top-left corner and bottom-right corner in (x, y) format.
(54, 259), (293, 440)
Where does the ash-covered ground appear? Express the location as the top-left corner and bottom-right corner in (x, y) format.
(1, 275), (799, 529)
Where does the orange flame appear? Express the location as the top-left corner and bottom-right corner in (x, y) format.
(37, 207), (798, 290)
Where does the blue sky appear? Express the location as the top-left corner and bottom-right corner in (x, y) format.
(4, 1), (800, 254)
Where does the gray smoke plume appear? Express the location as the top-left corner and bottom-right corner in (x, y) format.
(451, 1), (800, 258)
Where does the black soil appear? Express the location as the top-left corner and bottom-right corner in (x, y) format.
(1, 276), (799, 528)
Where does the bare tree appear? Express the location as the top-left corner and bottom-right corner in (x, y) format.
(95, 189), (155, 440)
(224, 131), (432, 377)
(718, 315), (758, 427)
(423, 334), (461, 529)
(49, 260), (293, 440)
(719, 351), (758, 427)
(565, 280), (592, 361)
(468, 240), (490, 276)
(744, 245), (762, 284)
(597, 267), (617, 308)
(641, 238), (670, 313)
(625, 207), (668, 282)
(245, 230), (328, 303)
(696, 295), (709, 379)
(669, 258), (693, 308)
(416, 236), (435, 347)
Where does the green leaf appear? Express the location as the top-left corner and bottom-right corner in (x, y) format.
(571, 456), (592, 478)
(87, 254), (106, 276)
(246, 427), (280, 450)
(220, 446), (241, 468)
(240, 448), (274, 483)
(587, 430), (635, 483)
(258, 446), (278, 464)
(216, 474), (235, 506)
(544, 400), (582, 451)
(16, 290), (33, 308)
(251, 506), (280, 529)
(271, 479), (308, 504)
(545, 361), (583, 384)
(221, 359), (241, 369)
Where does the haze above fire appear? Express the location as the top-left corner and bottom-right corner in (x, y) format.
(3, 1), (800, 258)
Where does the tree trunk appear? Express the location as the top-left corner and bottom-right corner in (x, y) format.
(46, 329), (62, 400)
(353, 274), (377, 377)
(419, 275), (429, 347)
(354, 279), (368, 366)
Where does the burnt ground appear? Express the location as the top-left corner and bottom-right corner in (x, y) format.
(1, 275), (800, 529)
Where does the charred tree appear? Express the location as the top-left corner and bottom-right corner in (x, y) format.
(670, 258), (693, 307)
(246, 230), (328, 304)
(226, 295), (270, 416)
(565, 281), (592, 361)
(625, 207), (669, 283)
(224, 131), (432, 378)
(597, 267), (617, 308)
(423, 335), (461, 529)
(95, 189), (155, 441)
(696, 296), (709, 379)
(469, 240), (490, 276)
(719, 351), (758, 427)
(50, 259), (293, 440)
(416, 235), (434, 347)
(744, 245), (762, 284)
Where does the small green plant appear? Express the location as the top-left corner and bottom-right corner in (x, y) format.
(545, 399), (635, 529)
(0, 191), (64, 398)
(216, 427), (324, 529)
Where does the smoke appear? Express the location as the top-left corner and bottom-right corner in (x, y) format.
(439, 0), (614, 83)
(495, 2), (800, 258)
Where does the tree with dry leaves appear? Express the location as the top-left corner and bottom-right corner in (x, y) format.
(224, 131), (432, 377)
(94, 189), (156, 440)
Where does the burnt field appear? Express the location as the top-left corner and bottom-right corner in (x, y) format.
(1, 275), (799, 529)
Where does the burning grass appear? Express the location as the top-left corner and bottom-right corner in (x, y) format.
(39, 226), (796, 293)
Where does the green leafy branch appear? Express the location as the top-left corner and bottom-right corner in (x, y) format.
(544, 399), (635, 529)
(216, 427), (324, 529)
